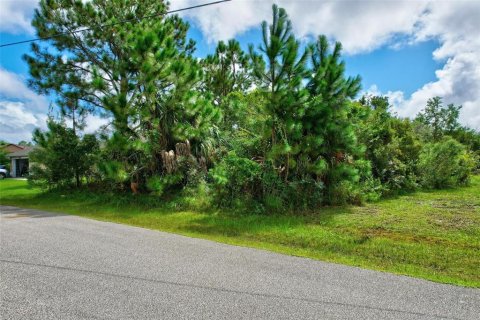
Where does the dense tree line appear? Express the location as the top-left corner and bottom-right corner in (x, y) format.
(25, 1), (479, 212)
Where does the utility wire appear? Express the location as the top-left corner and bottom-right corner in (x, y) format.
(0, 0), (232, 48)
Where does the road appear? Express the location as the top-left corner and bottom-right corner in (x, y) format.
(0, 205), (478, 319)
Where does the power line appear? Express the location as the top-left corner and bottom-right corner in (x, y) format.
(0, 0), (232, 48)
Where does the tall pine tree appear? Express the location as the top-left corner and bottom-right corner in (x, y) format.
(250, 4), (308, 180)
(25, 0), (219, 187)
(304, 35), (362, 204)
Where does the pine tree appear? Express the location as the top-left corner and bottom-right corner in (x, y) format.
(202, 39), (252, 104)
(249, 4), (308, 180)
(304, 35), (362, 204)
(24, 0), (219, 187)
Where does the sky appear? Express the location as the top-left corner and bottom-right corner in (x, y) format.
(0, 0), (479, 143)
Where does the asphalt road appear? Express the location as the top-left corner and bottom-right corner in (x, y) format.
(0, 205), (478, 319)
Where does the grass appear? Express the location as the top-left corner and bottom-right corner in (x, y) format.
(1, 178), (479, 287)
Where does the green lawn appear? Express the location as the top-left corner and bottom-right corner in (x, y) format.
(1, 178), (479, 287)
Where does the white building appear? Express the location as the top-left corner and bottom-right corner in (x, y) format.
(2, 145), (34, 178)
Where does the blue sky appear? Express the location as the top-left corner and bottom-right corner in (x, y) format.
(189, 23), (442, 97)
(1, 0), (479, 142)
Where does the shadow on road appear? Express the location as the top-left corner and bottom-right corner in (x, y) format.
(0, 206), (66, 219)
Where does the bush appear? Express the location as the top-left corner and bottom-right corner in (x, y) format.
(0, 150), (10, 172)
(354, 97), (421, 195)
(418, 137), (475, 188)
(210, 153), (327, 212)
(146, 174), (183, 196)
(209, 152), (262, 207)
(355, 159), (383, 202)
(29, 120), (99, 188)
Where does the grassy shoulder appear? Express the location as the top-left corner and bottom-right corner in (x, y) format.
(1, 178), (479, 287)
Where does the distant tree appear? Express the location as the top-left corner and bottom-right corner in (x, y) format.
(450, 127), (480, 151)
(0, 141), (10, 170)
(450, 127), (480, 171)
(416, 97), (462, 141)
(0, 150), (9, 171)
(203, 39), (252, 105)
(418, 137), (474, 188)
(18, 141), (33, 147)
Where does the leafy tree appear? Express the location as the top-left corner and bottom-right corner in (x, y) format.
(0, 141), (10, 172)
(418, 137), (474, 188)
(450, 127), (480, 151)
(209, 151), (262, 207)
(356, 95), (421, 193)
(416, 97), (462, 141)
(219, 91), (269, 158)
(449, 127), (480, 171)
(30, 119), (99, 188)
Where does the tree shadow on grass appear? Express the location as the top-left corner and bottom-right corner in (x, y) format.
(175, 205), (356, 238)
(4, 187), (359, 239)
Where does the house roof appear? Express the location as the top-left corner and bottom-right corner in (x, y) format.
(7, 146), (35, 158)
(1, 144), (25, 153)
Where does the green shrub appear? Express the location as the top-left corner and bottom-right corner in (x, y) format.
(355, 159), (383, 202)
(0, 150), (10, 172)
(29, 120), (99, 188)
(354, 97), (421, 195)
(209, 152), (262, 207)
(146, 174), (183, 196)
(418, 137), (475, 188)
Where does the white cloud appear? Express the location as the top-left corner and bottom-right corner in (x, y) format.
(175, 0), (479, 129)
(0, 0), (37, 34)
(0, 101), (46, 142)
(0, 68), (48, 143)
(172, 0), (270, 43)
(0, 67), (48, 111)
(1, 0), (479, 129)
(175, 0), (429, 54)
(374, 1), (480, 130)
(84, 114), (110, 134)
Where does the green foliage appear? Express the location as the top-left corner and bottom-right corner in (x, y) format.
(146, 174), (183, 196)
(29, 120), (99, 188)
(449, 127), (480, 171)
(202, 39), (252, 104)
(209, 152), (262, 207)
(0, 141), (12, 172)
(416, 96), (462, 141)
(302, 35), (362, 204)
(25, 0), (217, 192)
(356, 96), (421, 195)
(22, 2), (478, 211)
(418, 137), (474, 188)
(0, 150), (9, 171)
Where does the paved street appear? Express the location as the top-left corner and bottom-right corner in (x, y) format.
(0, 205), (478, 319)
